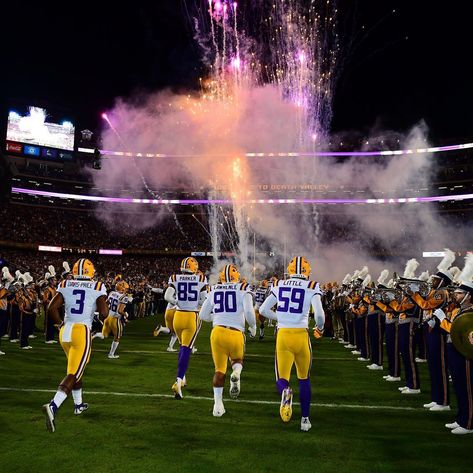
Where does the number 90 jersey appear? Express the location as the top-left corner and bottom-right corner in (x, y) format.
(107, 291), (131, 318)
(206, 282), (253, 331)
(169, 273), (208, 312)
(271, 278), (322, 329)
(57, 280), (107, 328)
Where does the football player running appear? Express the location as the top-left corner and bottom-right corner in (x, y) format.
(259, 256), (325, 432)
(199, 264), (257, 417)
(165, 257), (208, 399)
(100, 280), (131, 359)
(254, 280), (269, 340)
(42, 259), (108, 432)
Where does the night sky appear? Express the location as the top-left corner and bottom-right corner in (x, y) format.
(1, 0), (471, 142)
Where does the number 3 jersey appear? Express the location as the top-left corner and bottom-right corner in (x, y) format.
(107, 291), (131, 318)
(264, 278), (322, 329)
(168, 273), (208, 312)
(200, 282), (256, 332)
(57, 279), (107, 328)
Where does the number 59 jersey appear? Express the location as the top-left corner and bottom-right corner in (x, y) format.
(57, 280), (107, 328)
(169, 273), (208, 312)
(270, 278), (322, 329)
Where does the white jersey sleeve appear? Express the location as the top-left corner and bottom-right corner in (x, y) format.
(168, 273), (208, 312)
(58, 279), (107, 328)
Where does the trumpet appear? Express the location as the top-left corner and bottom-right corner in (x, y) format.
(369, 287), (403, 304)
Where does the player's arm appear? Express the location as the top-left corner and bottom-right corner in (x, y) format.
(243, 292), (257, 335)
(198, 285), (209, 307)
(47, 292), (65, 326)
(164, 286), (177, 305)
(259, 292), (278, 320)
(311, 293), (325, 338)
(198, 295), (214, 322)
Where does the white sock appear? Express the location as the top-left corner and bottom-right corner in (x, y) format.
(72, 388), (83, 405)
(92, 332), (104, 340)
(232, 363), (243, 375)
(169, 333), (178, 349)
(160, 326), (170, 334)
(213, 386), (223, 402)
(52, 390), (67, 408)
(110, 341), (119, 356)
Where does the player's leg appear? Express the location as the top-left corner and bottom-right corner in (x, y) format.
(210, 326), (228, 416)
(108, 318), (121, 359)
(43, 325), (91, 432)
(294, 330), (313, 432)
(275, 329), (295, 422)
(165, 308), (178, 351)
(154, 307), (173, 337)
(229, 330), (245, 399)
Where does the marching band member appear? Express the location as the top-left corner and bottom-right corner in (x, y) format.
(259, 256), (325, 432)
(409, 250), (456, 411)
(199, 264), (256, 417)
(434, 253), (473, 434)
(42, 258), (108, 433)
(165, 257), (208, 400)
(391, 259), (421, 394)
(8, 271), (23, 343)
(352, 274), (371, 362)
(18, 273), (37, 349)
(43, 266), (58, 344)
(0, 268), (14, 355)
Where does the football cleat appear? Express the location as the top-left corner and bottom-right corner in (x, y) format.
(451, 426), (473, 435)
(45, 340), (58, 344)
(192, 347), (198, 354)
(74, 403), (89, 415)
(213, 401), (226, 417)
(0, 350), (5, 355)
(107, 354), (119, 359)
(279, 387), (293, 423)
(42, 403), (56, 433)
(153, 325), (166, 337)
(166, 346), (177, 352)
(172, 381), (183, 400)
(92, 333), (104, 340)
(229, 371), (241, 399)
(300, 417), (312, 432)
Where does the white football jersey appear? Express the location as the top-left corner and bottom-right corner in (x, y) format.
(58, 279), (107, 328)
(204, 282), (253, 331)
(270, 278), (322, 329)
(254, 287), (267, 309)
(107, 290), (131, 318)
(168, 273), (208, 311)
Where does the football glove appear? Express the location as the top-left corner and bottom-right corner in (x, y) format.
(313, 326), (324, 339)
(248, 325), (257, 338)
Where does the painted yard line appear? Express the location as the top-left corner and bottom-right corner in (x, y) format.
(0, 387), (421, 411)
(26, 346), (354, 361)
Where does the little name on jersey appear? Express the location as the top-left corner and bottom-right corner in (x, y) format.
(65, 281), (96, 289)
(179, 275), (197, 281)
(214, 284), (240, 290)
(282, 280), (304, 287)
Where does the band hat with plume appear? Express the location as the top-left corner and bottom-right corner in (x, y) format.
(342, 273), (352, 285)
(24, 272), (34, 286)
(2, 267), (15, 284)
(403, 259), (419, 279)
(62, 261), (71, 276)
(387, 278), (395, 288)
(450, 266), (461, 283)
(357, 266), (369, 281)
(48, 266), (56, 278)
(456, 253), (473, 295)
(351, 270), (360, 281)
(361, 274), (371, 288)
(418, 270), (430, 281)
(377, 269), (389, 288)
(434, 249), (456, 283)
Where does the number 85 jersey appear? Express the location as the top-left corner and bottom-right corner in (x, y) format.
(168, 273), (208, 312)
(260, 278), (323, 329)
(57, 279), (107, 328)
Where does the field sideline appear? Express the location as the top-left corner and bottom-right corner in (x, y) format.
(0, 314), (470, 473)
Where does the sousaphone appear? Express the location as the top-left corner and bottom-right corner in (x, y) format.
(451, 311), (473, 360)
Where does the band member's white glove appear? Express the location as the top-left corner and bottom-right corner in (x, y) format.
(427, 319), (436, 328)
(433, 308), (446, 321)
(248, 325), (257, 338)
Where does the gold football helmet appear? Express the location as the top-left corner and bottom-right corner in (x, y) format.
(287, 256), (311, 279)
(72, 259), (95, 279)
(116, 280), (129, 294)
(180, 257), (199, 274)
(219, 264), (240, 283)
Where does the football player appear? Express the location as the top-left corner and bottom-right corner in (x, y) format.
(254, 280), (269, 340)
(199, 264), (256, 417)
(153, 301), (179, 352)
(165, 257), (208, 399)
(259, 256), (325, 432)
(100, 280), (131, 359)
(42, 259), (108, 433)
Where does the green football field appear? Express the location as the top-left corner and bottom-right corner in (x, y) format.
(0, 315), (470, 473)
